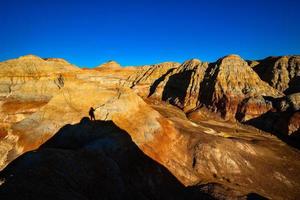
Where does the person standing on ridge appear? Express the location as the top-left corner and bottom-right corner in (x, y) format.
(89, 107), (96, 121)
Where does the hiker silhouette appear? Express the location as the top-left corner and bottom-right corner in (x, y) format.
(89, 107), (96, 121)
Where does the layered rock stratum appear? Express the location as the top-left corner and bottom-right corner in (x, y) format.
(0, 54), (299, 199)
(253, 56), (300, 94)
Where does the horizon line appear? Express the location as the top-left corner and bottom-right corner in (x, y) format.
(1, 53), (299, 68)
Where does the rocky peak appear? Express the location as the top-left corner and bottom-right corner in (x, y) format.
(198, 55), (282, 120)
(278, 92), (300, 112)
(219, 54), (242, 61)
(151, 61), (181, 68)
(139, 55), (282, 119)
(215, 54), (276, 96)
(126, 62), (180, 93)
(178, 59), (202, 70)
(143, 58), (208, 110)
(246, 60), (260, 68)
(96, 60), (122, 70)
(18, 54), (43, 61)
(43, 58), (71, 65)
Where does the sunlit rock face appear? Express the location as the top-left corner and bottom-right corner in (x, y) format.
(0, 54), (300, 199)
(195, 55), (282, 120)
(0, 55), (81, 169)
(95, 60), (122, 70)
(253, 56), (300, 94)
(129, 55), (282, 120)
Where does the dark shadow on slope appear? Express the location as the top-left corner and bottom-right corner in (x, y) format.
(148, 68), (175, 97)
(284, 76), (300, 95)
(246, 193), (269, 200)
(244, 111), (300, 149)
(162, 70), (193, 108)
(187, 183), (269, 200)
(0, 117), (214, 200)
(252, 57), (277, 84)
(198, 62), (219, 106)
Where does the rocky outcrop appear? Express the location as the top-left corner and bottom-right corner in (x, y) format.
(0, 55), (83, 169)
(125, 62), (180, 97)
(0, 55), (79, 75)
(128, 62), (180, 87)
(289, 111), (300, 136)
(130, 55), (282, 120)
(0, 54), (80, 100)
(279, 92), (300, 111)
(244, 93), (300, 145)
(81, 55), (284, 122)
(197, 55), (282, 120)
(145, 59), (208, 111)
(246, 60), (260, 68)
(236, 96), (273, 122)
(253, 56), (300, 94)
(95, 60), (122, 70)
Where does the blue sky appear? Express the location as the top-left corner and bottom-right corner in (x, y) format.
(0, 0), (299, 67)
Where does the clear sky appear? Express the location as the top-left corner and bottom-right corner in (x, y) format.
(0, 0), (299, 67)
